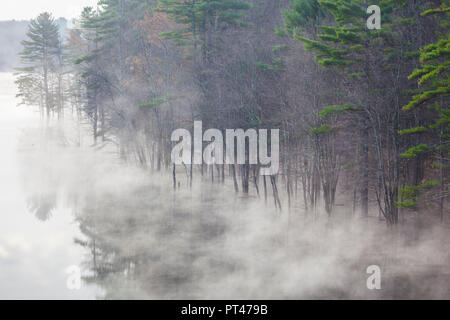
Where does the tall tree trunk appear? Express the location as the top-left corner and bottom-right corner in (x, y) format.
(360, 121), (369, 217)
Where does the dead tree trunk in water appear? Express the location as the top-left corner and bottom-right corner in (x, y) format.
(172, 164), (176, 190)
(242, 164), (249, 193)
(263, 175), (267, 204)
(360, 122), (369, 217)
(231, 164), (239, 192)
(221, 163), (225, 184)
(253, 166), (260, 197)
(271, 175), (282, 210)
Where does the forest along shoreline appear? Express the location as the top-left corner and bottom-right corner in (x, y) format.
(10, 0), (450, 299)
(13, 1), (448, 227)
(0, 72), (101, 299)
(16, 116), (450, 299)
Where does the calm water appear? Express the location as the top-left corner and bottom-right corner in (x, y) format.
(1, 73), (449, 299)
(0, 73), (99, 299)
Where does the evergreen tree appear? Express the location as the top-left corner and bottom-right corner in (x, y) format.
(282, 0), (413, 223)
(399, 1), (449, 219)
(157, 0), (252, 62)
(15, 12), (61, 119)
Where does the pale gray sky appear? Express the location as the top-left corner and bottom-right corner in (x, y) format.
(0, 0), (99, 21)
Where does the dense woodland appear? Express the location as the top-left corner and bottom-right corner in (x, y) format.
(15, 0), (449, 226)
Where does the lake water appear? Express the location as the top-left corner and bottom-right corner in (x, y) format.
(0, 73), (100, 299)
(1, 72), (449, 299)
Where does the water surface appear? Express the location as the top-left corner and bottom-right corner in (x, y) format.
(0, 73), (99, 299)
(1, 72), (450, 299)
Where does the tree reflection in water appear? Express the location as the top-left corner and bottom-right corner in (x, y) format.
(74, 182), (236, 299)
(18, 128), (450, 299)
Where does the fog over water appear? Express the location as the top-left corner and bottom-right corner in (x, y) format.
(1, 72), (450, 299)
(0, 73), (99, 299)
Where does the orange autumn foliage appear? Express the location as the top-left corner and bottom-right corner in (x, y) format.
(134, 9), (179, 48)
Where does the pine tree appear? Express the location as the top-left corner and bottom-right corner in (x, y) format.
(281, 0), (325, 36)
(15, 12), (61, 119)
(282, 0), (411, 223)
(72, 1), (158, 143)
(399, 1), (449, 219)
(157, 0), (252, 63)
